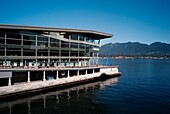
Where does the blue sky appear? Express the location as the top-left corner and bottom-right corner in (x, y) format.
(0, 0), (170, 45)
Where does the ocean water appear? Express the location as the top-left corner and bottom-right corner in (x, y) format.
(0, 59), (170, 114)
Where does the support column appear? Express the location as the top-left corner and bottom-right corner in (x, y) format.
(8, 77), (11, 86)
(43, 71), (46, 81)
(93, 69), (95, 73)
(86, 69), (87, 75)
(27, 71), (30, 83)
(56, 71), (59, 79)
(77, 70), (79, 76)
(67, 70), (70, 78)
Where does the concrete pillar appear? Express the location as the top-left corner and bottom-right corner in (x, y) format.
(8, 77), (11, 86)
(67, 70), (70, 78)
(27, 71), (30, 83)
(56, 71), (59, 79)
(86, 69), (87, 75)
(93, 69), (95, 73)
(43, 71), (46, 81)
(77, 70), (79, 76)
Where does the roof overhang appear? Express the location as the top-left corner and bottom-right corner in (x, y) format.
(0, 24), (113, 39)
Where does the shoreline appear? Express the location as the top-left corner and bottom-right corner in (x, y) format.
(100, 56), (170, 60)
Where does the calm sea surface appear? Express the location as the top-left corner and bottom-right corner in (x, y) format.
(0, 59), (170, 114)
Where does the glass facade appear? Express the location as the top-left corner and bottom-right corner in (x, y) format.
(0, 30), (100, 67)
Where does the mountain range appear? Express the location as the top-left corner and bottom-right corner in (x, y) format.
(99, 42), (170, 57)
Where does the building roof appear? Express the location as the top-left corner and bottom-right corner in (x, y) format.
(0, 24), (113, 39)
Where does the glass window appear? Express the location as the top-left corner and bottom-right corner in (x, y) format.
(61, 41), (69, 48)
(38, 36), (48, 42)
(7, 33), (21, 39)
(23, 35), (36, 41)
(64, 33), (69, 39)
(71, 43), (78, 48)
(0, 32), (5, 37)
(50, 38), (59, 47)
(79, 34), (84, 41)
(79, 43), (85, 49)
(23, 35), (36, 46)
(71, 34), (78, 40)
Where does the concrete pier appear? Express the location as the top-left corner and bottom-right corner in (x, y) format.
(0, 66), (121, 98)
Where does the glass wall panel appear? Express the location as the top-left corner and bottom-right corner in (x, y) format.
(37, 50), (48, 56)
(71, 34), (78, 40)
(38, 36), (48, 42)
(85, 44), (90, 56)
(23, 49), (35, 56)
(0, 37), (4, 44)
(71, 43), (78, 49)
(63, 33), (69, 39)
(0, 32), (5, 44)
(61, 41), (69, 48)
(79, 51), (85, 57)
(89, 38), (94, 43)
(94, 40), (99, 44)
(61, 51), (69, 56)
(6, 33), (21, 45)
(50, 50), (59, 56)
(0, 48), (4, 56)
(37, 42), (48, 47)
(50, 38), (59, 47)
(6, 48), (21, 56)
(71, 51), (78, 56)
(0, 32), (5, 37)
(23, 35), (36, 46)
(86, 37), (90, 42)
(79, 43), (85, 49)
(79, 34), (84, 41)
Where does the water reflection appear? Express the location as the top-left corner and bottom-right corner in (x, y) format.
(0, 77), (118, 114)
